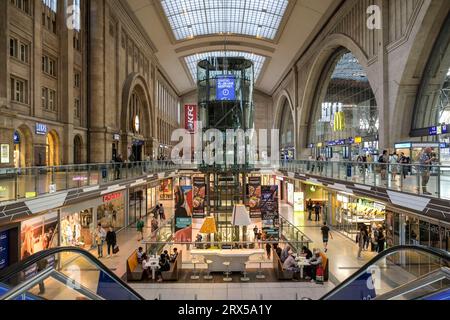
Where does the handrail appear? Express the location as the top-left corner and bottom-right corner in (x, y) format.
(320, 245), (450, 300)
(0, 246), (144, 300)
(279, 216), (313, 244)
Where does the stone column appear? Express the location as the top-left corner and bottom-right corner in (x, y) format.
(60, 0), (75, 164)
(88, 0), (106, 162)
(33, 0), (43, 119)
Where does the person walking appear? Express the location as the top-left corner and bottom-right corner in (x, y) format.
(159, 203), (165, 221)
(136, 217), (145, 241)
(419, 147), (436, 195)
(357, 225), (366, 259)
(314, 202), (321, 222)
(264, 234), (271, 260)
(95, 223), (106, 259)
(378, 150), (388, 181)
(321, 222), (333, 253)
(390, 152), (399, 181)
(399, 152), (410, 179)
(306, 199), (313, 221)
(105, 227), (117, 258)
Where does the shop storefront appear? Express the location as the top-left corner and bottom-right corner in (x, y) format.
(60, 209), (94, 249)
(129, 186), (147, 224)
(97, 191), (125, 231)
(20, 211), (59, 259)
(385, 207), (449, 251)
(332, 194), (386, 241)
(147, 182), (159, 213)
(394, 142), (440, 164)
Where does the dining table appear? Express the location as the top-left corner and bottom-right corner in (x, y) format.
(144, 256), (160, 280)
(294, 255), (311, 279)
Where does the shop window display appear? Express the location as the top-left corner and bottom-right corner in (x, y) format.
(334, 194), (385, 242)
(20, 212), (58, 259)
(97, 192), (125, 231)
(60, 209), (93, 249)
(146, 186), (158, 213)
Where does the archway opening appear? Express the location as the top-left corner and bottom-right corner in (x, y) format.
(279, 98), (295, 160)
(46, 130), (60, 166)
(73, 135), (83, 164)
(308, 49), (378, 160)
(13, 125), (33, 168)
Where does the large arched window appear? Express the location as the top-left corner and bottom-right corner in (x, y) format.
(279, 98), (294, 152)
(412, 14), (450, 136)
(308, 49), (378, 148)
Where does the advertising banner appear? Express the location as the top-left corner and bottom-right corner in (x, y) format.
(287, 182), (294, 205)
(260, 185), (279, 239)
(192, 177), (206, 218)
(174, 185), (193, 242)
(248, 176), (262, 218)
(0, 230), (9, 270)
(216, 76), (236, 101)
(294, 192), (304, 212)
(20, 211), (58, 259)
(160, 178), (173, 200)
(184, 104), (197, 133)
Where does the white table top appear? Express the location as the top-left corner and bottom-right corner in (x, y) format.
(190, 249), (265, 257)
(144, 258), (160, 269)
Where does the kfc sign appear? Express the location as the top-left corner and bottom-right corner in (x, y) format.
(185, 104), (197, 134)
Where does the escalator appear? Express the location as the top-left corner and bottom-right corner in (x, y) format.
(0, 247), (144, 300)
(320, 245), (450, 300)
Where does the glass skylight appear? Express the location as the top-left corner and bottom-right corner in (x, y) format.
(184, 51), (266, 81)
(160, 0), (289, 40)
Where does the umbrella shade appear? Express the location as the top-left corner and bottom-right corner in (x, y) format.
(232, 204), (252, 226)
(199, 216), (217, 234)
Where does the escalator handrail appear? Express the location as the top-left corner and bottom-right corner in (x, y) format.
(320, 245), (450, 300)
(0, 246), (144, 300)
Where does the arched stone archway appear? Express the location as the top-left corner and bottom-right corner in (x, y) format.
(46, 130), (60, 166)
(73, 135), (83, 164)
(121, 73), (153, 161)
(274, 92), (296, 160)
(14, 124), (33, 168)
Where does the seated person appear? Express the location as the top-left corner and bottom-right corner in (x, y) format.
(169, 247), (178, 263)
(307, 249), (323, 282)
(141, 253), (150, 279)
(163, 250), (170, 261)
(280, 245), (291, 263)
(300, 246), (313, 259)
(156, 253), (171, 283)
(137, 247), (144, 263)
(282, 250), (300, 276)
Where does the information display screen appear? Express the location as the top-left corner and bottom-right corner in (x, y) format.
(216, 76), (236, 101)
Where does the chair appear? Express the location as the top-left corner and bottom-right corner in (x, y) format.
(223, 261), (232, 282)
(240, 262), (250, 282)
(191, 259), (200, 280)
(204, 260), (213, 280)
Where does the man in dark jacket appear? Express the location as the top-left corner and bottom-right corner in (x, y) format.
(105, 227), (117, 258)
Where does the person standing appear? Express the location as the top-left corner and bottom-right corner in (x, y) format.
(105, 227), (117, 258)
(399, 152), (410, 179)
(357, 225), (366, 259)
(265, 234), (272, 260)
(253, 225), (258, 241)
(159, 203), (165, 221)
(390, 152), (399, 181)
(314, 202), (321, 222)
(307, 199), (313, 221)
(377, 226), (386, 253)
(321, 222), (333, 253)
(136, 217), (145, 241)
(419, 147), (436, 195)
(95, 223), (106, 259)
(378, 150), (388, 181)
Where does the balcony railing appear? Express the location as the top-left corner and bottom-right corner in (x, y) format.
(279, 160), (450, 200)
(0, 161), (180, 203)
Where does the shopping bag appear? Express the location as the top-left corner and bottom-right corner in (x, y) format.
(113, 245), (120, 254)
(315, 265), (324, 283)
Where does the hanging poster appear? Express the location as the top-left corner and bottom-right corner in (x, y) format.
(159, 178), (173, 200)
(248, 176), (261, 218)
(260, 185), (279, 239)
(192, 177), (206, 218)
(173, 185), (193, 242)
(20, 211), (58, 259)
(0, 144), (9, 164)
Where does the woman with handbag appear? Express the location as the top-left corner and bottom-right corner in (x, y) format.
(105, 227), (117, 258)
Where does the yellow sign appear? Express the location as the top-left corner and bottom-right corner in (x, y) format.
(317, 142), (323, 148)
(25, 192), (36, 198)
(355, 136), (362, 144)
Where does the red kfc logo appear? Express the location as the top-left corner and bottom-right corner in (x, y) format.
(185, 104), (197, 133)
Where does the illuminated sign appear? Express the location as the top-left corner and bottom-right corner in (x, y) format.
(25, 192), (36, 198)
(35, 123), (48, 135)
(355, 136), (362, 144)
(0, 144), (9, 164)
(72, 176), (87, 181)
(113, 134), (120, 141)
(317, 143), (323, 148)
(216, 76), (235, 101)
(395, 143), (412, 149)
(184, 104), (197, 133)
(428, 125), (448, 136)
(13, 131), (20, 144)
(103, 192), (122, 202)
